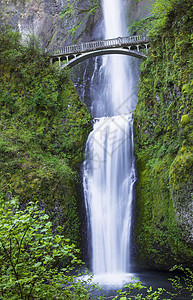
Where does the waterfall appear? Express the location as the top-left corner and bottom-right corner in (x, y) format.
(83, 0), (138, 282)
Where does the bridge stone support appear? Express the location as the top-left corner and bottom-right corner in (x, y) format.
(144, 44), (148, 52)
(58, 56), (61, 67)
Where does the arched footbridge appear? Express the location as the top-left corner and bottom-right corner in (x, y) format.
(50, 35), (150, 68)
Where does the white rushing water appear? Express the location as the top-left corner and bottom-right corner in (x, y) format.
(83, 0), (138, 284)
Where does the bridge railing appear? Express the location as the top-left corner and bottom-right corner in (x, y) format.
(52, 35), (149, 56)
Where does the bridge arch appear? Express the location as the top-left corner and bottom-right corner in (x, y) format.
(59, 48), (147, 69)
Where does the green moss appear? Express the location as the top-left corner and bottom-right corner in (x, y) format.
(0, 25), (92, 248)
(134, 0), (193, 269)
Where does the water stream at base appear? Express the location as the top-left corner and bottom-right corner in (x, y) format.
(83, 0), (138, 285)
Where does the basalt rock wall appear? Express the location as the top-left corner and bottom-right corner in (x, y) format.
(0, 0), (102, 51)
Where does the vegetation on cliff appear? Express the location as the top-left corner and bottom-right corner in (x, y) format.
(134, 0), (193, 269)
(0, 25), (92, 246)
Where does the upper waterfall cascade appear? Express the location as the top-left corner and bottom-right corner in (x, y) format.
(83, 0), (138, 284)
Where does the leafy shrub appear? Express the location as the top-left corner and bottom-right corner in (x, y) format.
(0, 194), (97, 300)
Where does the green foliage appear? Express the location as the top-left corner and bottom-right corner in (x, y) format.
(111, 268), (193, 299)
(128, 16), (158, 35)
(60, 3), (74, 18)
(151, 0), (178, 18)
(134, 0), (193, 268)
(113, 269), (193, 299)
(169, 266), (193, 298)
(0, 24), (92, 246)
(130, 0), (193, 37)
(112, 281), (168, 300)
(0, 194), (96, 299)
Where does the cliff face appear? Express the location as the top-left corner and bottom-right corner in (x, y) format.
(0, 0), (153, 49)
(134, 0), (193, 269)
(0, 0), (102, 51)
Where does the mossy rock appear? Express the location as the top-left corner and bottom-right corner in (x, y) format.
(181, 114), (190, 126)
